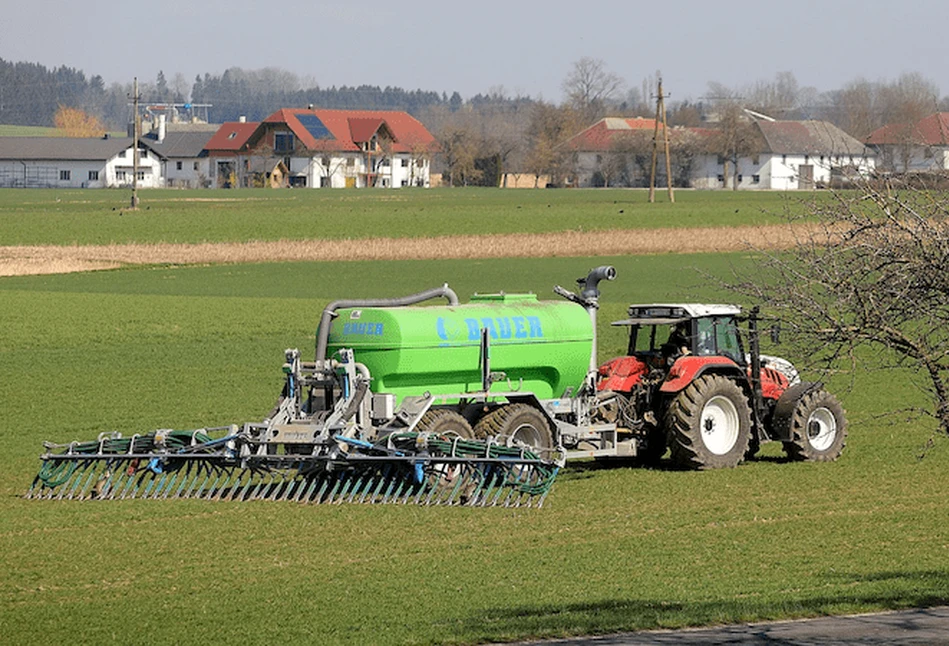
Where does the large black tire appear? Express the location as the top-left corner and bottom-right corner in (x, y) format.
(781, 390), (847, 461)
(416, 409), (474, 439)
(474, 403), (554, 450)
(665, 374), (753, 469)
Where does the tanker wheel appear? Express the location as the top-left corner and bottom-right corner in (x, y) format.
(665, 374), (752, 470)
(416, 409), (474, 439)
(415, 409), (476, 494)
(474, 403), (554, 451)
(781, 390), (847, 462)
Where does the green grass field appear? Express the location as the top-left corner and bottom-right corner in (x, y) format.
(0, 125), (127, 138)
(0, 187), (814, 246)
(2, 253), (947, 645)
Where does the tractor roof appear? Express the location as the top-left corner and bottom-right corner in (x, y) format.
(612, 304), (742, 326)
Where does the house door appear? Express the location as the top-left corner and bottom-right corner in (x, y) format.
(799, 164), (814, 189)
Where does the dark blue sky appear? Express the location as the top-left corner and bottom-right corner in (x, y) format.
(5, 0), (947, 103)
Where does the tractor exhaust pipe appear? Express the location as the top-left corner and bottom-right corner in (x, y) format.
(315, 284), (459, 365)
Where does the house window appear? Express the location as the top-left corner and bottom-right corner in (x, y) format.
(60, 170), (71, 181)
(88, 170), (98, 181)
(176, 161), (183, 170)
(751, 174), (760, 184)
(274, 132), (294, 153)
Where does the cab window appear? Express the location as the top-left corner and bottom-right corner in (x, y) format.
(694, 316), (743, 362)
(715, 317), (743, 362)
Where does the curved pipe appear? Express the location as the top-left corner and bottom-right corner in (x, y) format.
(315, 284), (459, 364)
(579, 265), (616, 302)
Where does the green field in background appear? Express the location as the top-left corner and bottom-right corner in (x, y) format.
(0, 187), (814, 245)
(1, 255), (946, 645)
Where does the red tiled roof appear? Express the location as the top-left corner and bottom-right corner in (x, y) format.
(347, 118), (389, 143)
(262, 108), (436, 153)
(561, 117), (660, 151)
(205, 122), (259, 151)
(866, 113), (949, 146)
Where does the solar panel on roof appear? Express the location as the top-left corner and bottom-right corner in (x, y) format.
(296, 114), (333, 140)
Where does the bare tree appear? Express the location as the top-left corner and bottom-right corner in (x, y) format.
(562, 57), (624, 125)
(734, 181), (949, 440)
(708, 100), (759, 190)
(827, 78), (879, 141)
(525, 102), (583, 187)
(438, 123), (482, 186)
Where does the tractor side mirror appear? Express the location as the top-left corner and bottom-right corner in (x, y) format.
(770, 324), (781, 344)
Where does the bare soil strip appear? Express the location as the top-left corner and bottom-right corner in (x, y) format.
(0, 224), (808, 277)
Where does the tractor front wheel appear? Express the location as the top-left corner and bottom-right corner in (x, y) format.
(781, 390), (847, 462)
(666, 375), (752, 469)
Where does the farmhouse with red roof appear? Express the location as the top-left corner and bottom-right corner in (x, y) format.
(865, 113), (949, 172)
(205, 109), (438, 188)
(559, 117), (661, 187)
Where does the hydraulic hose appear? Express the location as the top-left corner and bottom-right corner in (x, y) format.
(314, 284), (459, 364)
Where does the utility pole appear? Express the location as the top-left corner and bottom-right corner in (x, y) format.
(129, 77), (141, 209)
(648, 76), (675, 203)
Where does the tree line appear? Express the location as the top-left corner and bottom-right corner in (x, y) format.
(3, 57), (948, 186)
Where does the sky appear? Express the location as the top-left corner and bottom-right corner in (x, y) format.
(4, 0), (949, 107)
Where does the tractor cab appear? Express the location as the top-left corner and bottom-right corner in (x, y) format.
(596, 303), (754, 397)
(615, 304), (745, 366)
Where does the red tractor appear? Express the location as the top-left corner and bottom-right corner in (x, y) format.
(597, 304), (846, 469)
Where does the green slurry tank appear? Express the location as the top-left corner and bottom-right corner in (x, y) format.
(326, 292), (593, 404)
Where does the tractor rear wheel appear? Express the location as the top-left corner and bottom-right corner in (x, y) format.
(781, 390), (846, 461)
(416, 409), (474, 439)
(474, 403), (554, 450)
(666, 375), (752, 469)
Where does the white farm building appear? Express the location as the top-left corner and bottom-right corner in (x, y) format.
(0, 136), (164, 188)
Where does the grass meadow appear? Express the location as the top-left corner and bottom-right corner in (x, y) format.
(2, 249), (948, 644)
(0, 187), (813, 246)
